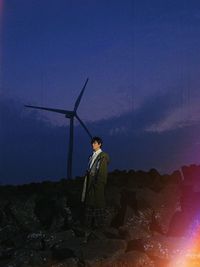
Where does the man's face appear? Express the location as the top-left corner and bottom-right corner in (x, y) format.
(92, 141), (101, 151)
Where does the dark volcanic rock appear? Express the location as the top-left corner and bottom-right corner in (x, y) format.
(34, 195), (73, 231)
(111, 251), (155, 267)
(2, 196), (40, 232)
(49, 258), (80, 267)
(78, 239), (126, 266)
(3, 249), (52, 267)
(1, 165), (200, 266)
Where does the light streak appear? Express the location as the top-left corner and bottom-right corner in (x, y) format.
(170, 214), (200, 266)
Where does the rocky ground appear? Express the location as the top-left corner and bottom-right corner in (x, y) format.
(1, 165), (200, 267)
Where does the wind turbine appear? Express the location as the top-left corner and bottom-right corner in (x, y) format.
(24, 78), (93, 179)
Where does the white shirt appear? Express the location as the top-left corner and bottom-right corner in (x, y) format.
(89, 148), (102, 169)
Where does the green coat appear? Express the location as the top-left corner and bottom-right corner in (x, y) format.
(82, 151), (110, 208)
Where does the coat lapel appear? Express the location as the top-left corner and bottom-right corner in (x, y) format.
(88, 151), (103, 173)
(87, 154), (93, 170)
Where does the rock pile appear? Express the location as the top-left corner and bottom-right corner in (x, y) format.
(0, 164), (200, 267)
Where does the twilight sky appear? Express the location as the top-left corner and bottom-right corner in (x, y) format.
(1, 0), (200, 185)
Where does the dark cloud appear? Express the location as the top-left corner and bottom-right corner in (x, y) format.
(0, 90), (200, 185)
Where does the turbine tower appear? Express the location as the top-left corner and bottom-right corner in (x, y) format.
(24, 78), (92, 179)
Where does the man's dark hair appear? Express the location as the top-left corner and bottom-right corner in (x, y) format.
(91, 136), (103, 147)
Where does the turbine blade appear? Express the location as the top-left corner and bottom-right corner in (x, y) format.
(74, 78), (89, 112)
(75, 114), (92, 139)
(24, 105), (73, 117)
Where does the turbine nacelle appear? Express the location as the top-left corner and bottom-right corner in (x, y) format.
(65, 111), (75, 118)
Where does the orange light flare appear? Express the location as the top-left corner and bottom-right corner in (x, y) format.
(170, 223), (200, 266)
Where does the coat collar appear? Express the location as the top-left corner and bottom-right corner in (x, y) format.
(88, 150), (103, 171)
(92, 148), (102, 156)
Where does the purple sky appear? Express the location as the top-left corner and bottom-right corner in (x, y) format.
(1, 0), (200, 185)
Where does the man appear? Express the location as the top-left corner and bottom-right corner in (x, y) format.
(81, 136), (110, 242)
